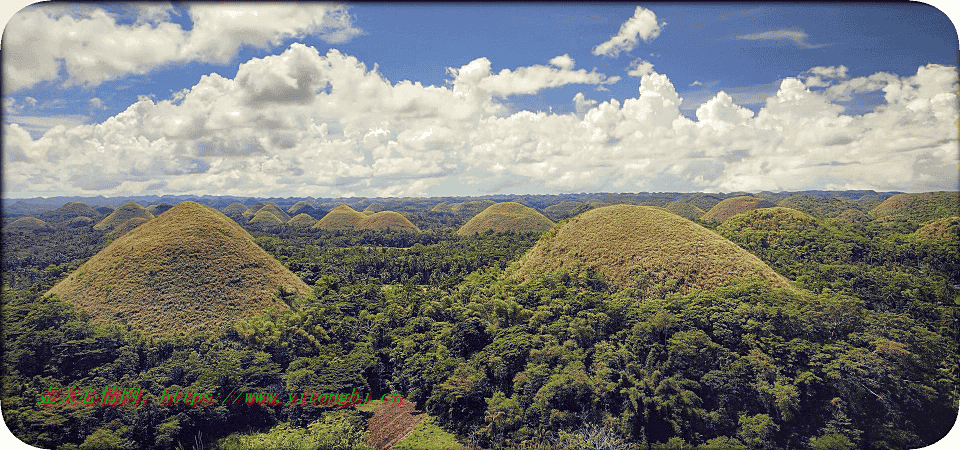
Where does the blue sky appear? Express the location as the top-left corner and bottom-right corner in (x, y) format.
(2, 2), (958, 199)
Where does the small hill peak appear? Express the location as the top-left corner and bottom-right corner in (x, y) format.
(701, 196), (776, 223)
(457, 202), (554, 236)
(512, 205), (791, 295)
(94, 202), (154, 231)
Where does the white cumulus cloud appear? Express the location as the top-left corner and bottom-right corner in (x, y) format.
(593, 6), (664, 58)
(1, 3), (362, 92)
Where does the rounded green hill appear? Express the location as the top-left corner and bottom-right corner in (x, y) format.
(241, 202), (267, 220)
(94, 203), (154, 231)
(221, 202), (248, 216)
(543, 200), (589, 221)
(254, 204), (291, 222)
(870, 192), (959, 224)
(777, 195), (860, 219)
(701, 196), (776, 223)
(664, 200), (706, 221)
(47, 201), (310, 336)
(249, 209), (285, 226)
(287, 213), (318, 228)
(512, 204), (791, 295)
(357, 211), (420, 232)
(40, 202), (101, 222)
(288, 201), (319, 217)
(3, 217), (53, 233)
(915, 216), (960, 241)
(456, 202), (554, 236)
(718, 206), (817, 232)
(313, 204), (365, 230)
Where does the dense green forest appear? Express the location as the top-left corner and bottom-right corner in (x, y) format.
(1, 191), (957, 450)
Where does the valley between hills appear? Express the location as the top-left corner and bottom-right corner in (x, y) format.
(2, 190), (958, 450)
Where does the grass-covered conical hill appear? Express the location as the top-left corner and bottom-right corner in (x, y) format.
(241, 202), (267, 220)
(47, 201), (310, 336)
(287, 201), (319, 217)
(221, 202), (248, 216)
(357, 211), (420, 232)
(39, 202), (101, 223)
(287, 213), (318, 228)
(255, 204), (291, 222)
(511, 205), (792, 295)
(312, 204), (365, 231)
(249, 210), (285, 226)
(664, 200), (706, 221)
(870, 192), (959, 224)
(65, 216), (95, 228)
(93, 202), (154, 231)
(915, 216), (960, 241)
(457, 202), (554, 236)
(3, 217), (53, 233)
(701, 196), (776, 223)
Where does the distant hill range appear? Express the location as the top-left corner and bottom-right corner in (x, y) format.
(46, 201), (311, 336)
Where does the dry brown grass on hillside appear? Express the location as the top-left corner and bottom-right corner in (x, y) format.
(701, 196), (776, 223)
(287, 213), (318, 228)
(313, 204), (365, 230)
(915, 216), (960, 241)
(93, 202), (154, 231)
(664, 201), (706, 221)
(47, 201), (310, 337)
(357, 211), (420, 232)
(511, 204), (792, 296)
(457, 202), (554, 236)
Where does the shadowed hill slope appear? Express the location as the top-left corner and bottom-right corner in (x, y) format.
(701, 196), (776, 223)
(870, 192), (959, 224)
(512, 205), (791, 295)
(93, 203), (154, 231)
(146, 203), (174, 216)
(457, 202), (554, 236)
(39, 202), (101, 223)
(287, 201), (320, 218)
(106, 217), (151, 239)
(357, 211), (420, 232)
(313, 204), (365, 230)
(47, 201), (310, 336)
(241, 202), (267, 220)
(915, 216), (960, 241)
(664, 200), (706, 221)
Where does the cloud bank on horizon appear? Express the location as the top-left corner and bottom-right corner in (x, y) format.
(2, 3), (958, 199)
